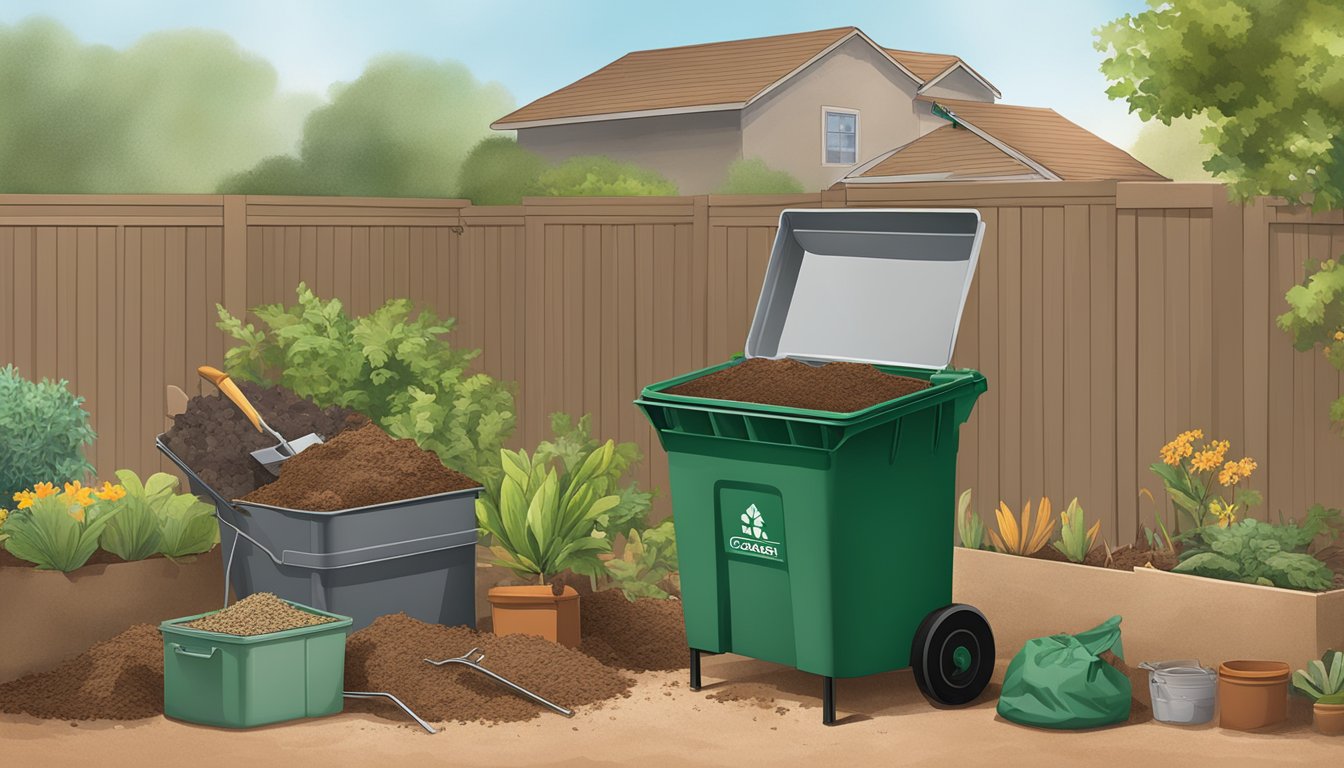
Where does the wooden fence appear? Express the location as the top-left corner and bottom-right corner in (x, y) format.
(2, 184), (1341, 544)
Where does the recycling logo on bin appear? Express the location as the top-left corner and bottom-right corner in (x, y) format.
(722, 488), (785, 564)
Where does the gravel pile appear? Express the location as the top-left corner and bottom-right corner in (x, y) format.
(181, 593), (339, 636)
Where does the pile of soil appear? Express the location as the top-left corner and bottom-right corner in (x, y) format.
(345, 614), (632, 724)
(580, 589), (687, 672)
(0, 624), (162, 720)
(240, 423), (479, 512)
(163, 382), (366, 501)
(182, 593), (338, 636)
(664, 358), (929, 413)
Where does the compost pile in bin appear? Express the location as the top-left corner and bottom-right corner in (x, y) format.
(181, 592), (338, 636)
(163, 382), (367, 501)
(240, 422), (479, 512)
(664, 357), (929, 413)
(0, 624), (162, 721)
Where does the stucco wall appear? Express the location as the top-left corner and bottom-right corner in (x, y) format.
(741, 37), (924, 191)
(919, 67), (996, 101)
(515, 111), (742, 194)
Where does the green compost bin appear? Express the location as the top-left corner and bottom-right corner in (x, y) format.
(160, 601), (352, 728)
(637, 209), (993, 724)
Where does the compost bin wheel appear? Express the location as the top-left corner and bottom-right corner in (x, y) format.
(911, 603), (994, 706)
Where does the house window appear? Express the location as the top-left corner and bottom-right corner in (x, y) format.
(823, 108), (859, 165)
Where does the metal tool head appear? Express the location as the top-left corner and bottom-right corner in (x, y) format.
(251, 431), (325, 475)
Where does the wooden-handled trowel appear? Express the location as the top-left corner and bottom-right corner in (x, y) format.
(197, 365), (324, 475)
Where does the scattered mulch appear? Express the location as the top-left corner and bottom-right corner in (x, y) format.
(344, 613), (632, 724)
(664, 358), (929, 413)
(1027, 544), (1178, 572)
(580, 589), (687, 672)
(0, 624), (162, 720)
(163, 382), (367, 501)
(181, 592), (338, 636)
(241, 423), (479, 512)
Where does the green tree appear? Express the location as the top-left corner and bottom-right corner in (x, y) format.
(535, 155), (677, 197)
(0, 17), (315, 193)
(221, 55), (514, 197)
(715, 157), (805, 194)
(456, 137), (546, 204)
(1129, 116), (1216, 182)
(1096, 0), (1344, 208)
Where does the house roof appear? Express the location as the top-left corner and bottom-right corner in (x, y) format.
(847, 97), (1167, 183)
(492, 27), (998, 130)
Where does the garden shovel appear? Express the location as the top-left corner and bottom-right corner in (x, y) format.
(196, 365), (323, 474)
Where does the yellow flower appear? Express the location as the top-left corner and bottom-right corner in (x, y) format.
(1209, 498), (1237, 528)
(1219, 462), (1242, 486)
(1160, 431), (1200, 466)
(0, 508), (7, 526)
(1334, 331), (1344, 341)
(62, 480), (95, 508)
(94, 482), (126, 502)
(1238, 457), (1256, 476)
(1191, 450), (1220, 472)
(33, 482), (58, 499)
(68, 507), (85, 523)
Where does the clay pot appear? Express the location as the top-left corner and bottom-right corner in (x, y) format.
(1315, 702), (1344, 736)
(1217, 660), (1290, 730)
(488, 585), (581, 647)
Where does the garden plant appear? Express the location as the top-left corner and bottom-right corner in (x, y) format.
(98, 469), (219, 561)
(1151, 429), (1259, 531)
(3, 481), (124, 572)
(0, 365), (96, 506)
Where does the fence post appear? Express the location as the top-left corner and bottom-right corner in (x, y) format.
(222, 195), (247, 320)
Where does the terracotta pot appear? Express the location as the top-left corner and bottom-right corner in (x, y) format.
(488, 585), (580, 647)
(1217, 660), (1290, 730)
(0, 548), (225, 683)
(1315, 702), (1344, 736)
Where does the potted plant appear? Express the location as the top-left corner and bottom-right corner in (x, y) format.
(1293, 650), (1344, 735)
(476, 441), (619, 646)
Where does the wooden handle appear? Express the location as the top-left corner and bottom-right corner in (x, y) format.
(196, 366), (262, 433)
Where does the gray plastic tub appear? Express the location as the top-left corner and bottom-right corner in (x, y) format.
(1140, 660), (1217, 725)
(157, 435), (480, 631)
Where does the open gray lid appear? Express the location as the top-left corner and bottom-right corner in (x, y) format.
(745, 208), (984, 370)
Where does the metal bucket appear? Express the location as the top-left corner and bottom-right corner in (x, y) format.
(1140, 659), (1217, 725)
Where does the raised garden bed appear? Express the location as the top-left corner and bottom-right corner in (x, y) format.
(0, 547), (225, 683)
(953, 547), (1344, 681)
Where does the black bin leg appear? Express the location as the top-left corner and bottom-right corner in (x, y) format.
(822, 676), (836, 725)
(689, 648), (702, 691)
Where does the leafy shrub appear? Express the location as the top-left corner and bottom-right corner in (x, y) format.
(0, 365), (96, 506)
(528, 414), (653, 540)
(536, 156), (677, 197)
(988, 497), (1057, 556)
(605, 519), (678, 600)
(715, 157), (805, 194)
(456, 137), (547, 205)
(476, 443), (617, 582)
(3, 481), (121, 571)
(1052, 498), (1100, 563)
(1173, 504), (1342, 591)
(99, 469), (218, 561)
(1279, 256), (1344, 430)
(217, 283), (516, 486)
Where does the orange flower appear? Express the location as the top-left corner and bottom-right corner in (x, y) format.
(94, 482), (126, 502)
(13, 481), (59, 510)
(62, 481), (95, 508)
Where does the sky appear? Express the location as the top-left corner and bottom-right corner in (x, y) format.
(0, 0), (1152, 147)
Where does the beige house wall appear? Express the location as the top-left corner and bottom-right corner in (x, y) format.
(740, 37), (925, 191)
(515, 111), (742, 194)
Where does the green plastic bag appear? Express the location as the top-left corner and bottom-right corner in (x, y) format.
(996, 615), (1131, 729)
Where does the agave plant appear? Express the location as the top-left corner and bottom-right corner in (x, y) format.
(1052, 498), (1101, 563)
(1293, 650), (1344, 701)
(989, 497), (1057, 556)
(956, 488), (985, 549)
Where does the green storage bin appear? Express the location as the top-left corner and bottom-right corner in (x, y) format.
(160, 601), (352, 728)
(636, 209), (994, 724)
